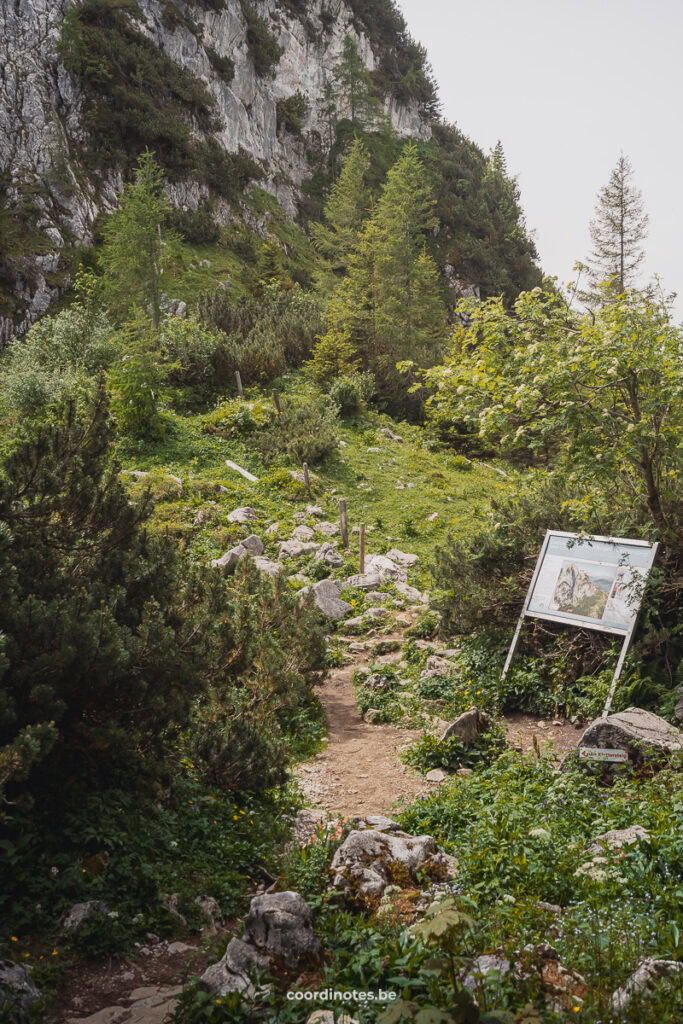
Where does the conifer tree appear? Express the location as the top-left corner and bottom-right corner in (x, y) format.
(583, 153), (649, 301)
(310, 138), (370, 292)
(100, 150), (182, 326)
(332, 36), (386, 131)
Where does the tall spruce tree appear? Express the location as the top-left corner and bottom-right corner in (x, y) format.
(100, 150), (182, 326)
(310, 138), (371, 292)
(310, 145), (447, 413)
(583, 153), (649, 301)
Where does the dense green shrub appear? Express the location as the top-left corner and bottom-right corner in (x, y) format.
(256, 393), (339, 465)
(403, 725), (506, 773)
(57, 0), (221, 176)
(205, 45), (235, 84)
(276, 91), (309, 136)
(194, 141), (263, 200)
(166, 202), (220, 243)
(202, 397), (275, 437)
(328, 372), (375, 415)
(239, 1), (283, 77)
(158, 315), (226, 402)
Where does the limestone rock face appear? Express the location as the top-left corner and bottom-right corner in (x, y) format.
(0, 0), (431, 340)
(577, 707), (681, 764)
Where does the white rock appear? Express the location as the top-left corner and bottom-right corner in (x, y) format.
(314, 542), (344, 567)
(394, 580), (428, 603)
(252, 557), (283, 577)
(315, 521), (339, 537)
(241, 534), (264, 555)
(291, 525), (315, 541)
(364, 554), (407, 583)
(227, 507), (258, 524)
(305, 505), (324, 517)
(386, 548), (418, 566)
(278, 540), (320, 560)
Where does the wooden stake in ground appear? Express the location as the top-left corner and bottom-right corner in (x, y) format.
(235, 370), (243, 398)
(303, 462), (311, 494)
(272, 389), (281, 415)
(359, 523), (365, 574)
(339, 499), (348, 548)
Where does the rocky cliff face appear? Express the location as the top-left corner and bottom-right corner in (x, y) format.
(0, 0), (431, 342)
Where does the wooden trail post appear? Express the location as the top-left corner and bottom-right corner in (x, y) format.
(339, 499), (348, 548)
(272, 389), (281, 415)
(359, 523), (365, 573)
(303, 462), (311, 494)
(235, 370), (243, 397)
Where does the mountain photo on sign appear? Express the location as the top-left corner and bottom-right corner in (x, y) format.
(550, 560), (616, 619)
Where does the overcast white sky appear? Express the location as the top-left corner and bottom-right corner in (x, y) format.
(397, 0), (683, 319)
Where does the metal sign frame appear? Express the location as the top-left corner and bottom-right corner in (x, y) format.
(501, 531), (658, 718)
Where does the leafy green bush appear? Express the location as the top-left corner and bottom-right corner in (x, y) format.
(403, 725), (506, 773)
(328, 372), (375, 415)
(405, 611), (439, 638)
(0, 298), (118, 420)
(202, 397), (275, 437)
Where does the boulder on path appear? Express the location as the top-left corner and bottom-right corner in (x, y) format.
(344, 571), (382, 590)
(200, 937), (270, 998)
(330, 829), (456, 901)
(610, 959), (683, 1014)
(226, 506), (258, 524)
(386, 548), (419, 567)
(440, 708), (492, 745)
(244, 892), (321, 968)
(279, 539), (320, 560)
(364, 554), (407, 583)
(573, 707), (681, 767)
(61, 900), (109, 931)
(420, 655), (455, 681)
(588, 825), (650, 855)
(304, 579), (352, 620)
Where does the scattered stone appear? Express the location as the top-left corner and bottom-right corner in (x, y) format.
(314, 543), (344, 567)
(194, 895), (221, 934)
(124, 469), (149, 481)
(588, 825), (650, 855)
(364, 554), (407, 583)
(293, 808), (326, 845)
(386, 548), (419, 566)
(573, 707), (681, 767)
(365, 591), (389, 604)
(440, 708), (492, 744)
(367, 446), (381, 453)
(160, 894), (187, 927)
(315, 521), (339, 537)
(394, 580), (428, 603)
(380, 427), (403, 441)
(291, 525), (314, 541)
(241, 534), (264, 555)
(288, 572), (311, 585)
(65, 1007), (125, 1024)
(355, 815), (405, 833)
(226, 506), (258, 524)
(425, 768), (447, 783)
(252, 557), (283, 577)
(61, 900), (109, 931)
(610, 958), (683, 1014)
(305, 579), (352, 620)
(210, 544), (247, 573)
(462, 954), (511, 994)
(305, 505), (324, 517)
(456, 767), (473, 777)
(265, 522), (280, 536)
(420, 656), (455, 681)
(278, 539), (320, 560)
(0, 961), (41, 1018)
(293, 512), (308, 522)
(344, 571), (382, 590)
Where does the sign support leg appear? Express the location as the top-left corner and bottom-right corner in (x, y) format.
(601, 632), (633, 718)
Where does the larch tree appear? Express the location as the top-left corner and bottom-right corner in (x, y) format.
(310, 137), (371, 292)
(583, 153), (649, 301)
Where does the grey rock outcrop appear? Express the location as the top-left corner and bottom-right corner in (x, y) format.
(252, 556), (284, 577)
(575, 707), (681, 765)
(241, 534), (264, 555)
(0, 961), (40, 1018)
(226, 507), (258, 524)
(61, 900), (109, 931)
(344, 571), (382, 590)
(610, 959), (683, 1014)
(200, 937), (271, 998)
(291, 525), (315, 541)
(244, 891), (321, 967)
(386, 548), (418, 567)
(0, 1), (430, 339)
(440, 708), (492, 744)
(314, 542), (344, 567)
(211, 544), (248, 572)
(394, 580), (428, 603)
(364, 554), (407, 583)
(330, 828), (456, 900)
(279, 539), (320, 560)
(420, 655), (455, 681)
